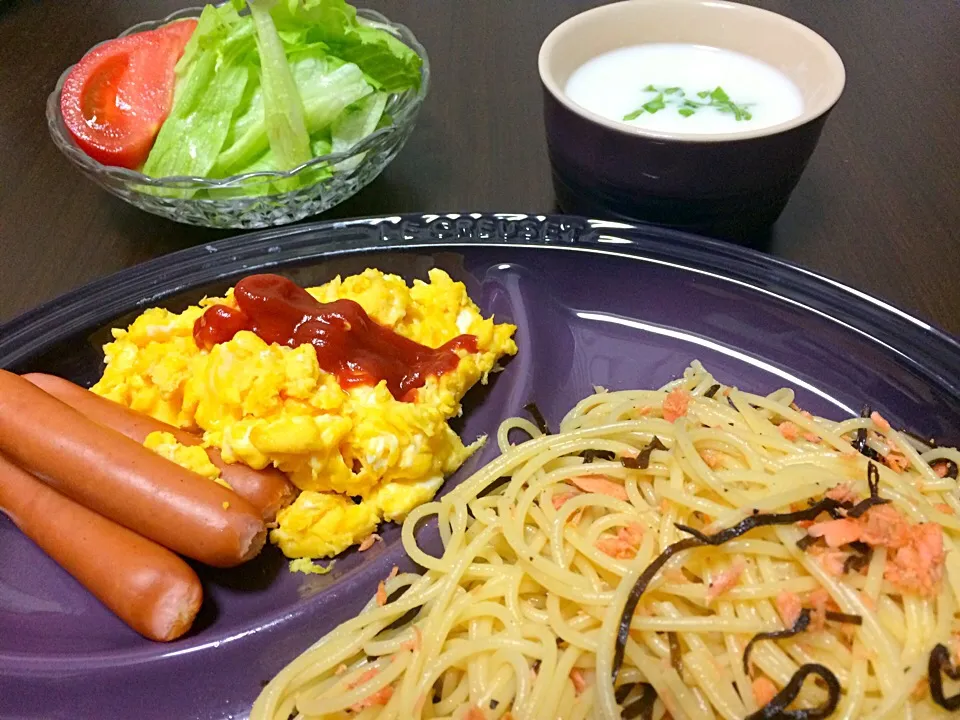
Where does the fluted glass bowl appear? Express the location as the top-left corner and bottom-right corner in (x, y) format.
(46, 7), (429, 229)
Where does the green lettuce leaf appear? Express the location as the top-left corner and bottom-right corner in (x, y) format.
(142, 4), (252, 181)
(213, 52), (372, 176)
(331, 92), (387, 171)
(247, 0), (313, 175)
(269, 0), (422, 92)
(145, 0), (421, 188)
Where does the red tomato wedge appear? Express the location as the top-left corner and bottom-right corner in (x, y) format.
(60, 19), (197, 169)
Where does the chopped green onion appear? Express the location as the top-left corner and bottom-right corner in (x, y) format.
(624, 84), (753, 123)
(710, 86), (730, 102)
(642, 93), (666, 113)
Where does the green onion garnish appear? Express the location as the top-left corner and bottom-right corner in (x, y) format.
(623, 85), (754, 123)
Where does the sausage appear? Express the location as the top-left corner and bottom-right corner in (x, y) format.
(23, 373), (297, 522)
(0, 369), (265, 567)
(0, 452), (203, 642)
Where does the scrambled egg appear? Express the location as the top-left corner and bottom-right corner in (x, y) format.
(143, 431), (230, 489)
(93, 269), (517, 561)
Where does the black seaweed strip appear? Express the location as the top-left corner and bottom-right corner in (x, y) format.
(622, 683), (657, 720)
(853, 406), (871, 454)
(483, 476), (512, 496)
(703, 384), (722, 399)
(623, 436), (668, 471)
(929, 644), (960, 711)
(675, 497), (844, 547)
(612, 537), (703, 679)
(845, 498), (887, 518)
(824, 504), (850, 520)
(849, 540), (871, 555)
(852, 405), (881, 461)
(933, 459), (960, 480)
(742, 610), (811, 673)
(615, 683), (635, 704)
(581, 449), (617, 463)
(743, 664), (841, 720)
(842, 551), (872, 575)
(846, 462), (889, 518)
(489, 699), (499, 709)
(668, 632), (683, 677)
(796, 535), (820, 551)
(824, 611), (863, 626)
(613, 498), (845, 680)
(523, 402), (551, 435)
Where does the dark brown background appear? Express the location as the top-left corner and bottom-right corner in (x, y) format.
(1, 1), (958, 331)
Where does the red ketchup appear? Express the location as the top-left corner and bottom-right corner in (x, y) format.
(193, 274), (478, 401)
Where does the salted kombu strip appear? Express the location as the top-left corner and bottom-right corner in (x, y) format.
(824, 611), (862, 625)
(846, 461), (889, 518)
(928, 643), (960, 711)
(878, 426), (960, 479)
(857, 415), (957, 479)
(674, 497), (845, 547)
(934, 459), (960, 480)
(742, 609), (811, 673)
(667, 632), (683, 677)
(621, 436), (668, 470)
(612, 537), (702, 679)
(612, 495), (845, 680)
(523, 402), (551, 435)
(852, 405), (881, 461)
(703, 383), (722, 399)
(581, 449), (616, 463)
(621, 683), (657, 720)
(842, 550), (872, 575)
(743, 664), (840, 720)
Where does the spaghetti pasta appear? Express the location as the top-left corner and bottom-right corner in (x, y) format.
(252, 362), (960, 719)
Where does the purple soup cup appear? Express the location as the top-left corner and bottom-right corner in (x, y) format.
(538, 0), (845, 241)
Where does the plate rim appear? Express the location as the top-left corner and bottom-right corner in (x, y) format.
(2, 212), (958, 388)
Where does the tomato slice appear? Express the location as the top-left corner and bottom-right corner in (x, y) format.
(60, 19), (197, 169)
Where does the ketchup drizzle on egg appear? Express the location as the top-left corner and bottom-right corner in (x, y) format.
(193, 274), (478, 401)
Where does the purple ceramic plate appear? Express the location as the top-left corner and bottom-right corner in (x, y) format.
(2, 213), (959, 720)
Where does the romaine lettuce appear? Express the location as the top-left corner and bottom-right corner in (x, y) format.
(331, 92), (388, 172)
(142, 0), (422, 187)
(247, 0), (312, 175)
(143, 4), (252, 180)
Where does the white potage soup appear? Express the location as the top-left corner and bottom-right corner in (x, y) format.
(564, 44), (804, 135)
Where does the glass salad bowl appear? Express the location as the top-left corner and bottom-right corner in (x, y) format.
(46, 6), (429, 230)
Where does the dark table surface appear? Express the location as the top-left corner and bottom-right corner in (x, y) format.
(1, 0), (958, 332)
